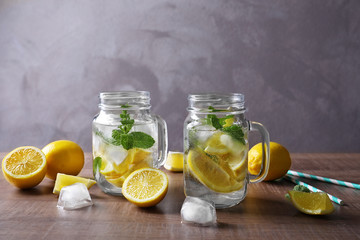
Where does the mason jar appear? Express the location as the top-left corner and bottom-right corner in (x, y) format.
(183, 93), (270, 208)
(92, 91), (168, 195)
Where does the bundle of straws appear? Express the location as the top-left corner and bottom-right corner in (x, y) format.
(285, 170), (360, 205)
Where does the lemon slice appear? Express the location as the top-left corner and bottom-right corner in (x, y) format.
(187, 150), (243, 193)
(53, 173), (96, 194)
(204, 132), (230, 155)
(164, 151), (184, 172)
(122, 168), (168, 207)
(288, 191), (334, 215)
(2, 146), (47, 189)
(113, 148), (151, 174)
(107, 160), (151, 187)
(99, 158), (117, 175)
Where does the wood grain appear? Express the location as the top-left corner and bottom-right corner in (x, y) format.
(0, 153), (359, 239)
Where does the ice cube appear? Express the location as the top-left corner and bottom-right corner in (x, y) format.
(104, 144), (128, 165)
(181, 196), (217, 226)
(57, 183), (93, 210)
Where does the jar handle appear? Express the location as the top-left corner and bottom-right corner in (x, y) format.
(153, 115), (168, 168)
(248, 121), (270, 183)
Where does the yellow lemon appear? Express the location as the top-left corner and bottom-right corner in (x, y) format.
(288, 191), (334, 215)
(42, 140), (84, 180)
(53, 173), (96, 194)
(164, 151), (184, 172)
(248, 142), (291, 181)
(2, 146), (47, 189)
(122, 168), (169, 207)
(186, 149), (243, 193)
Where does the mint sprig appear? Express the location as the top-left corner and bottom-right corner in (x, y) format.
(206, 106), (245, 144)
(111, 109), (155, 150)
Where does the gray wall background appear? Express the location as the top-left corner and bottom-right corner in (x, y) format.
(0, 0), (359, 153)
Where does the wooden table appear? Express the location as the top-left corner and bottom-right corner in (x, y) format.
(0, 153), (359, 239)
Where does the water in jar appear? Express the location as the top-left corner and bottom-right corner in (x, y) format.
(184, 121), (249, 208)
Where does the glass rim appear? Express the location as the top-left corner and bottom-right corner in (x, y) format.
(99, 91), (151, 110)
(187, 92), (246, 113)
(100, 91), (150, 99)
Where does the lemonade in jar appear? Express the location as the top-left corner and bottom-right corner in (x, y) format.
(93, 91), (167, 195)
(184, 93), (270, 208)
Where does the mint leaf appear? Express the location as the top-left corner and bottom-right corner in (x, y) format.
(93, 156), (102, 175)
(111, 129), (123, 146)
(118, 110), (134, 134)
(206, 114), (223, 130)
(121, 134), (134, 150)
(223, 125), (245, 145)
(130, 132), (155, 149)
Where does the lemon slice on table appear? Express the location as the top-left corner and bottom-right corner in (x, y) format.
(122, 168), (169, 207)
(53, 173), (96, 194)
(288, 191), (334, 215)
(2, 146), (47, 189)
(187, 149), (243, 193)
(164, 151), (184, 172)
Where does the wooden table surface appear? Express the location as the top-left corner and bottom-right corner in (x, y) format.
(0, 153), (359, 240)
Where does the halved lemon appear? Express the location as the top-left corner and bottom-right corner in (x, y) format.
(164, 151), (184, 172)
(122, 168), (168, 207)
(187, 149), (243, 193)
(2, 146), (47, 189)
(288, 191), (334, 215)
(53, 173), (96, 194)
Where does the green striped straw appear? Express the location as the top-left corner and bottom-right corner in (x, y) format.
(284, 175), (344, 205)
(287, 170), (360, 190)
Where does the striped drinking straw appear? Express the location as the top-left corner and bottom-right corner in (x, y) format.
(287, 170), (360, 190)
(284, 175), (344, 205)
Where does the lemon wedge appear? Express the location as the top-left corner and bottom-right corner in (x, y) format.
(187, 149), (243, 193)
(164, 151), (184, 172)
(53, 173), (96, 194)
(288, 191), (334, 215)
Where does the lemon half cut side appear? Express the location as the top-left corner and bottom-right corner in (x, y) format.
(2, 146), (47, 189)
(122, 168), (169, 207)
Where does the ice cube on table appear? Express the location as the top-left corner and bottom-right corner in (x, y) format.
(57, 183), (93, 210)
(181, 196), (217, 226)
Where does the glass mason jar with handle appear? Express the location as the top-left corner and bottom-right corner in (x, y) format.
(92, 91), (168, 195)
(184, 93), (270, 208)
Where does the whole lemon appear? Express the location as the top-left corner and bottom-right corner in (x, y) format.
(248, 142), (291, 181)
(42, 140), (84, 180)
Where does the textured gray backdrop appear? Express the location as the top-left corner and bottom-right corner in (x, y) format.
(0, 0), (359, 153)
